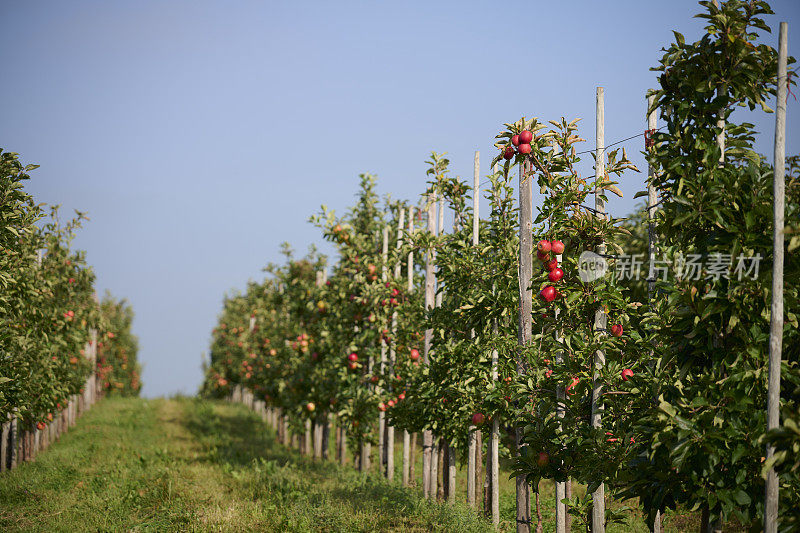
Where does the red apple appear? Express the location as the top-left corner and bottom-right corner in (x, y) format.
(511, 134), (520, 146)
(536, 451), (549, 467)
(545, 259), (558, 271)
(398, 392), (406, 400)
(503, 146), (515, 160)
(519, 130), (533, 144)
(387, 399), (396, 407)
(537, 240), (551, 253)
(550, 240), (565, 254)
(548, 268), (564, 283)
(471, 412), (485, 425)
(409, 348), (420, 361)
(306, 402), (315, 412)
(536, 250), (550, 261)
(348, 362), (358, 370)
(621, 368), (634, 381)
(378, 402), (387, 412)
(540, 285), (557, 302)
(611, 324), (624, 337)
(518, 143), (532, 155)
(348, 353), (358, 362)
(391, 288), (399, 297)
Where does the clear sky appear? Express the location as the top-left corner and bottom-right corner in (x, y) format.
(1, 1), (798, 398)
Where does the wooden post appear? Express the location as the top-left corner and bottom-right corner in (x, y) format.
(409, 432), (417, 482)
(359, 438), (370, 472)
(402, 206), (415, 487)
(422, 194), (437, 498)
(305, 419), (312, 456)
(10, 414), (18, 469)
(517, 158), (533, 533)
(339, 424), (348, 466)
(322, 412), (331, 460)
(764, 21), (788, 533)
(468, 150), (480, 508)
(434, 438), (442, 500)
(591, 86), (607, 533)
(474, 428), (483, 509)
(378, 225), (389, 472)
(430, 196), (448, 498)
(555, 250), (567, 533)
(486, 163), (501, 528)
(546, 138), (567, 533)
(386, 208), (404, 481)
(447, 442), (456, 503)
(645, 92), (664, 533)
(1, 417), (8, 472)
(647, 94), (659, 302)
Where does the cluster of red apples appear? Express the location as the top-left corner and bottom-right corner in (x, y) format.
(502, 130), (534, 159)
(536, 239), (565, 303)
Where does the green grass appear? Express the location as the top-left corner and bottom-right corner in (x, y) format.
(0, 397), (700, 532)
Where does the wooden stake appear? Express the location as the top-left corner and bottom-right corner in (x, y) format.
(764, 21), (788, 533)
(402, 206), (415, 487)
(422, 194), (437, 498)
(386, 208), (404, 481)
(646, 92), (663, 533)
(340, 425), (348, 466)
(468, 150), (480, 508)
(487, 163), (501, 528)
(378, 225), (389, 470)
(305, 419), (312, 456)
(591, 86), (607, 533)
(1, 418), (8, 472)
(447, 442), (456, 503)
(517, 157), (533, 533)
(647, 94), (659, 301)
(434, 437), (442, 500)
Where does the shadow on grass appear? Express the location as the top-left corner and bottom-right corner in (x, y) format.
(179, 399), (425, 521)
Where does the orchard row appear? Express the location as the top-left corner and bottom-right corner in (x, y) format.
(0, 149), (141, 471)
(202, 3), (798, 532)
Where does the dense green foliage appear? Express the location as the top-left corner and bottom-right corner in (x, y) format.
(0, 149), (140, 429)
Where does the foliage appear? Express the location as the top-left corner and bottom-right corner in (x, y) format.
(1, 149), (137, 429)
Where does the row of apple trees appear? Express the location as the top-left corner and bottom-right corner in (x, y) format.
(0, 150), (141, 432)
(200, 1), (798, 529)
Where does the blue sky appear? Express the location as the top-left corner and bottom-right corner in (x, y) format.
(1, 1), (797, 398)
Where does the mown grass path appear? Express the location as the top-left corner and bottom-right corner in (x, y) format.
(0, 398), (495, 532)
(1, 398), (700, 532)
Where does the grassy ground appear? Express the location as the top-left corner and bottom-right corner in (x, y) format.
(0, 397), (699, 532)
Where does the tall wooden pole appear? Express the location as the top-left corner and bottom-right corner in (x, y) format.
(552, 138), (567, 533)
(517, 158), (533, 533)
(378, 225), (389, 471)
(403, 206), (415, 486)
(591, 87), (607, 533)
(486, 163), (501, 528)
(468, 150), (480, 508)
(444, 203), (460, 504)
(647, 94), (659, 302)
(386, 208), (404, 481)
(764, 21), (788, 533)
(645, 92), (664, 533)
(430, 195), (445, 500)
(422, 194), (437, 498)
